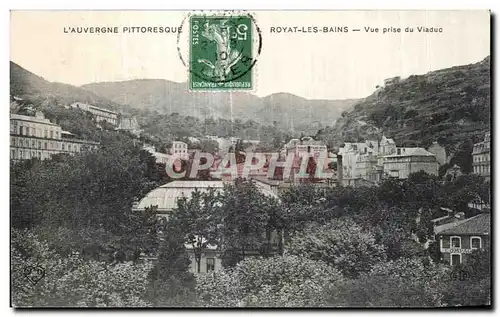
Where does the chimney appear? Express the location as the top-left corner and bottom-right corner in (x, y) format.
(337, 154), (343, 185)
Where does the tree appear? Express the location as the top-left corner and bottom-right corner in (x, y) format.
(287, 218), (386, 278)
(441, 249), (491, 306)
(10, 134), (165, 262)
(344, 258), (450, 307)
(147, 225), (198, 307)
(196, 255), (346, 307)
(170, 189), (220, 273)
(11, 229), (153, 307)
(218, 179), (279, 265)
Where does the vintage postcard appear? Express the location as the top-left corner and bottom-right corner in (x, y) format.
(10, 10), (491, 308)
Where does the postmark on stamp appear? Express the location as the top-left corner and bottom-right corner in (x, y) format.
(188, 14), (257, 91)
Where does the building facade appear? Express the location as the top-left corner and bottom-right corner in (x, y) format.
(170, 141), (189, 159)
(10, 112), (99, 161)
(383, 147), (439, 179)
(285, 137), (328, 159)
(472, 132), (490, 180)
(70, 102), (119, 126)
(338, 136), (439, 182)
(435, 213), (490, 266)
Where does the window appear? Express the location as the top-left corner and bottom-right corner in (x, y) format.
(206, 258), (215, 272)
(44, 129), (48, 138)
(471, 237), (482, 249)
(11, 150), (14, 159)
(19, 150), (23, 159)
(50, 130), (54, 138)
(451, 253), (462, 266)
(38, 141), (41, 149)
(32, 140), (36, 147)
(44, 142), (47, 149)
(68, 144), (72, 152)
(451, 236), (461, 248)
(37, 152), (41, 159)
(62, 143), (65, 151)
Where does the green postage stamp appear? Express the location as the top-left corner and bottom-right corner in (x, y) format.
(189, 14), (255, 91)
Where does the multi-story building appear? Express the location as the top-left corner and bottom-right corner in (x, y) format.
(10, 112), (99, 161)
(383, 147), (438, 179)
(472, 132), (491, 180)
(435, 213), (490, 266)
(338, 136), (438, 182)
(285, 137), (328, 159)
(170, 141), (189, 159)
(339, 140), (380, 180)
(70, 102), (119, 126)
(356, 152), (380, 182)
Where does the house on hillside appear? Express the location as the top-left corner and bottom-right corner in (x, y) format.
(435, 213), (490, 266)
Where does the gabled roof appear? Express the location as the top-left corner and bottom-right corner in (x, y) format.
(436, 213), (490, 236)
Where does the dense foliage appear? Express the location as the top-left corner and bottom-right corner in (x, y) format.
(10, 124), (490, 307)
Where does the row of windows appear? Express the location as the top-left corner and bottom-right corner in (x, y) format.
(11, 138), (81, 152)
(473, 165), (490, 175)
(89, 109), (118, 118)
(11, 122), (61, 139)
(11, 149), (44, 160)
(173, 143), (187, 148)
(473, 154), (490, 162)
(442, 236), (482, 249)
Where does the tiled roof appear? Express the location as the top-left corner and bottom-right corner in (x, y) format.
(436, 213), (490, 235)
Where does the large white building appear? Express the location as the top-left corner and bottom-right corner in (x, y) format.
(383, 147), (439, 179)
(338, 135), (438, 182)
(70, 102), (119, 126)
(10, 112), (99, 161)
(285, 136), (328, 159)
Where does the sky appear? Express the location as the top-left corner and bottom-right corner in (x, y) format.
(10, 10), (490, 100)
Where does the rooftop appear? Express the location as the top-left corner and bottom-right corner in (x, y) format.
(436, 213), (490, 236)
(135, 180), (278, 212)
(385, 147), (435, 158)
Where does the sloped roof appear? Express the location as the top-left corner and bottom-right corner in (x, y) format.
(135, 180), (278, 212)
(385, 147), (435, 158)
(436, 213), (490, 235)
